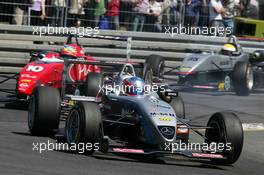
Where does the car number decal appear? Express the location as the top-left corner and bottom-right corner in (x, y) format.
(26, 65), (44, 72)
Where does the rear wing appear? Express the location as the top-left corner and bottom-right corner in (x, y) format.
(64, 59), (143, 68)
(66, 34), (132, 61)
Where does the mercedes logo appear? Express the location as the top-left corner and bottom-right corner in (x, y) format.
(161, 127), (174, 136)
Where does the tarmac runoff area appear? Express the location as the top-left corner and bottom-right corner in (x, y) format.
(0, 82), (264, 175)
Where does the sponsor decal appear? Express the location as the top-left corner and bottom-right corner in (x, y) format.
(187, 57), (199, 61)
(160, 127), (175, 136)
(159, 117), (172, 121)
(19, 83), (29, 88)
(68, 64), (91, 82)
(20, 79), (32, 83)
(150, 112), (175, 117)
(167, 92), (178, 96)
(21, 74), (37, 79)
(150, 112), (166, 116)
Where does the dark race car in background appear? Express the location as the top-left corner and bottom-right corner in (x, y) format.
(148, 36), (264, 96)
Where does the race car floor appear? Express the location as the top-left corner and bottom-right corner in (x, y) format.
(0, 91), (264, 175)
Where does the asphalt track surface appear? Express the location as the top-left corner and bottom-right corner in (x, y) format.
(0, 83), (264, 175)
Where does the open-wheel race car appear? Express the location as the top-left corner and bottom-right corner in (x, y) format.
(28, 57), (244, 165)
(147, 36), (264, 96)
(0, 34), (102, 101)
(18, 34), (102, 99)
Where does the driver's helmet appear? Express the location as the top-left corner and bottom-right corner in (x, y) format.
(221, 43), (237, 55)
(61, 43), (85, 58)
(123, 76), (145, 96)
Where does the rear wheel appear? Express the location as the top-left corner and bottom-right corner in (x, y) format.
(205, 112), (244, 165)
(142, 63), (153, 86)
(84, 72), (103, 97)
(28, 86), (61, 136)
(145, 55), (165, 78)
(170, 96), (185, 119)
(232, 62), (253, 96)
(65, 102), (103, 155)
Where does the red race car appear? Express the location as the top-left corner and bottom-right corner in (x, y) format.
(16, 35), (100, 99)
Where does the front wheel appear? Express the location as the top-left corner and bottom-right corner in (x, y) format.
(145, 55), (165, 78)
(84, 72), (103, 97)
(28, 86), (61, 136)
(170, 96), (185, 119)
(65, 102), (103, 155)
(205, 112), (244, 165)
(142, 63), (153, 86)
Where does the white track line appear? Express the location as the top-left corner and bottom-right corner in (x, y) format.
(242, 123), (264, 131)
(194, 123), (264, 132)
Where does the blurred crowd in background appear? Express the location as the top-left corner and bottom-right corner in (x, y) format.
(0, 0), (263, 33)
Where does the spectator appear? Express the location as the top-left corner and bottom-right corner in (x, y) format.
(161, 0), (170, 26)
(93, 0), (106, 27)
(29, 0), (46, 26)
(148, 0), (162, 32)
(184, 0), (201, 26)
(131, 0), (150, 31)
(239, 0), (259, 19)
(52, 0), (66, 27)
(68, 0), (87, 27)
(13, 1), (31, 25)
(106, 0), (120, 30)
(209, 0), (224, 29)
(234, 0), (241, 16)
(119, 0), (134, 30)
(221, 0), (235, 33)
(259, 0), (264, 20)
(161, 0), (183, 26)
(198, 0), (209, 28)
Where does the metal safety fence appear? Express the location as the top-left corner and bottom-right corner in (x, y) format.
(0, 24), (263, 74)
(0, 0), (263, 33)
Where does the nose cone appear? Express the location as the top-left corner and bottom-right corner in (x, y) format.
(17, 78), (36, 95)
(146, 98), (177, 143)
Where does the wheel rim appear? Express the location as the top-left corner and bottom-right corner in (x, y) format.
(246, 66), (254, 90)
(207, 121), (224, 143)
(28, 96), (35, 130)
(66, 109), (80, 143)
